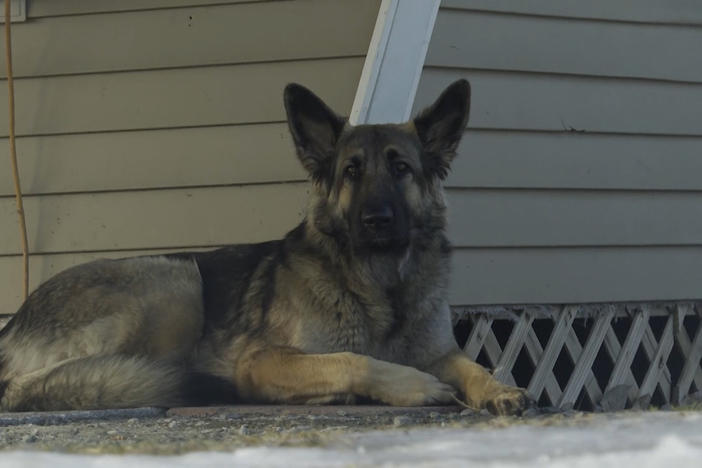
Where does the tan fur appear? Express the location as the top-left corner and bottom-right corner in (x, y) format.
(2, 356), (184, 411)
(225, 345), (454, 406)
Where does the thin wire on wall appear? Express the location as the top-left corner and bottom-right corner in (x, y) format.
(4, 0), (29, 300)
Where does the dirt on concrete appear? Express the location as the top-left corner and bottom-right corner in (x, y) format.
(2, 403), (689, 455)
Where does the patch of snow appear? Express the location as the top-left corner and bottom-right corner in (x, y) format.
(1, 412), (701, 467)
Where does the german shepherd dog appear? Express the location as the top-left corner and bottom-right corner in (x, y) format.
(0, 80), (530, 415)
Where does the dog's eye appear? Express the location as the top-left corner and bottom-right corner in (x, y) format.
(344, 165), (360, 179)
(392, 161), (410, 176)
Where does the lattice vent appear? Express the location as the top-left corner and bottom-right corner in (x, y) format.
(452, 303), (702, 411)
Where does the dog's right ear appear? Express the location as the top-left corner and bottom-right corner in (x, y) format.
(284, 84), (346, 182)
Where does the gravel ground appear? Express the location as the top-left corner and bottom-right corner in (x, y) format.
(0, 406), (475, 454)
(1, 402), (700, 455)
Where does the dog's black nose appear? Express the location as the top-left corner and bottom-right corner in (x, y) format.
(362, 206), (394, 230)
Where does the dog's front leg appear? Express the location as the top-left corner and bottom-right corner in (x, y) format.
(426, 350), (532, 415)
(236, 347), (456, 406)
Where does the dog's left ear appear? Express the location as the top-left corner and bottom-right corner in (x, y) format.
(284, 83), (346, 182)
(413, 79), (470, 179)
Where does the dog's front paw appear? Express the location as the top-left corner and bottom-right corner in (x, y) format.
(386, 371), (457, 406)
(483, 385), (533, 416)
(359, 358), (456, 406)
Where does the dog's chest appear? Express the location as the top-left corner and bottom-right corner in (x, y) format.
(289, 292), (414, 361)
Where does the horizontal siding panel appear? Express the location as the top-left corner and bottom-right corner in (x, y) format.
(6, 0), (378, 78)
(427, 10), (702, 82)
(0, 57), (362, 137)
(414, 69), (702, 136)
(4, 186), (702, 255)
(3, 128), (701, 196)
(0, 184), (310, 255)
(440, 0), (702, 25)
(29, 0), (267, 17)
(449, 131), (702, 191)
(447, 190), (702, 247)
(450, 247), (702, 305)
(0, 248), (194, 314)
(4, 246), (702, 314)
(0, 124), (305, 196)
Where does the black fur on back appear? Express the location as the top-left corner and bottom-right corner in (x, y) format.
(166, 241), (279, 330)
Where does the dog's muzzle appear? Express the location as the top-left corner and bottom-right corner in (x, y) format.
(361, 205), (394, 232)
(359, 205), (409, 251)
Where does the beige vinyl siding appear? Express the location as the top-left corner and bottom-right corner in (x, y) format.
(28, 0), (268, 18)
(4, 1), (379, 78)
(428, 10), (702, 82)
(5, 245), (702, 312)
(7, 188), (702, 256)
(0, 58), (362, 136)
(5, 129), (702, 197)
(0, 0), (380, 313)
(449, 133), (702, 191)
(420, 70), (702, 135)
(0, 185), (311, 255)
(0, 124), (304, 196)
(450, 247), (702, 305)
(0, 249), (206, 313)
(415, 2), (702, 305)
(440, 0), (702, 25)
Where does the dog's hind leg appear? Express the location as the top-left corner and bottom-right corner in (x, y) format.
(0, 256), (218, 412)
(0, 354), (189, 412)
(234, 346), (456, 406)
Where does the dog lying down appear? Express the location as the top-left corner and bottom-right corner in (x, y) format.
(0, 80), (532, 415)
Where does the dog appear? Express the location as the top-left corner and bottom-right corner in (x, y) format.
(0, 79), (530, 415)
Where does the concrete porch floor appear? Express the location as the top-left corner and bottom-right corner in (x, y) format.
(0, 404), (548, 454)
(0, 402), (700, 455)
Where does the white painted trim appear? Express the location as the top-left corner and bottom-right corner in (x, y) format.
(0, 0), (26, 23)
(350, 0), (440, 125)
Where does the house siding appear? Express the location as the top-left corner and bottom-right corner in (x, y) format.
(414, 1), (702, 305)
(0, 0), (380, 313)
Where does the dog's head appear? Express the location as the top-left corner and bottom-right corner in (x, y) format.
(284, 80), (470, 254)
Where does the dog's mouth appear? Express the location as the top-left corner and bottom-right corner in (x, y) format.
(360, 233), (410, 253)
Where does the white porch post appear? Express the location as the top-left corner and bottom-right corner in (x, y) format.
(350, 0), (440, 125)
